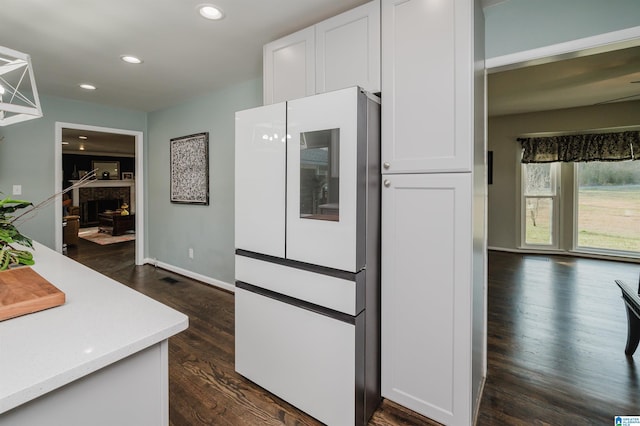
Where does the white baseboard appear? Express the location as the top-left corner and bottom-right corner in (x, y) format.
(487, 246), (563, 255)
(143, 257), (235, 293)
(473, 376), (487, 425)
(487, 246), (640, 264)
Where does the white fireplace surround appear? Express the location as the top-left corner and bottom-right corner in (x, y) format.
(70, 179), (136, 214)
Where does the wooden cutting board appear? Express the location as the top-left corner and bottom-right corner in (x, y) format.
(0, 267), (65, 321)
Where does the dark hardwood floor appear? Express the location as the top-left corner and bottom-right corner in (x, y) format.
(66, 239), (640, 425)
(479, 251), (640, 425)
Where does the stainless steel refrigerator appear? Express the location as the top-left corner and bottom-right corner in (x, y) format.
(234, 86), (380, 425)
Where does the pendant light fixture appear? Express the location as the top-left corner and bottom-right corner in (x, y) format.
(0, 45), (42, 126)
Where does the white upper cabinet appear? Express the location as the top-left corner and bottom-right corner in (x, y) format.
(263, 27), (316, 105)
(315, 0), (380, 94)
(235, 102), (286, 257)
(381, 0), (473, 174)
(264, 0), (381, 105)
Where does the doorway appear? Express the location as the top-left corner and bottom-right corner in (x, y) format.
(54, 122), (144, 265)
(486, 27), (640, 256)
(482, 24), (640, 422)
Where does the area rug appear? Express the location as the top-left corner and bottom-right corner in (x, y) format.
(78, 227), (136, 245)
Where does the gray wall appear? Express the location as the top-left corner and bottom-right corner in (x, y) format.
(487, 100), (640, 251)
(484, 0), (640, 58)
(146, 78), (261, 286)
(0, 77), (262, 287)
(0, 95), (146, 248)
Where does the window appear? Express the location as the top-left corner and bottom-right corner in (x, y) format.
(522, 163), (560, 247)
(575, 161), (640, 253)
(517, 130), (640, 258)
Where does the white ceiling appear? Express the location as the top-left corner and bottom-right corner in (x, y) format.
(61, 128), (135, 156)
(3, 0), (640, 153)
(488, 45), (640, 117)
(1, 0), (369, 112)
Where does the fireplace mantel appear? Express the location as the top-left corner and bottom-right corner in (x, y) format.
(70, 179), (134, 189)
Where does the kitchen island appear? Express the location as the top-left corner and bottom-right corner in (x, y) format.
(0, 242), (188, 425)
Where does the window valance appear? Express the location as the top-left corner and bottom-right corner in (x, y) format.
(518, 131), (640, 163)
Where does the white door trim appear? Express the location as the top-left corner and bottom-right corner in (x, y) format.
(486, 25), (640, 72)
(55, 122), (144, 265)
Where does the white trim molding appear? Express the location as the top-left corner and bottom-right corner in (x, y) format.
(55, 122), (144, 265)
(486, 26), (640, 72)
(143, 258), (235, 293)
(488, 246), (640, 264)
(481, 0), (509, 10)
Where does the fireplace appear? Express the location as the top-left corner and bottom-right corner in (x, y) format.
(79, 187), (131, 227)
(83, 199), (123, 225)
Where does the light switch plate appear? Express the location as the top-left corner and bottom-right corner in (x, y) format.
(12, 185), (22, 195)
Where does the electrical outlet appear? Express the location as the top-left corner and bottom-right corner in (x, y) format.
(12, 185), (21, 195)
(188, 248), (194, 259)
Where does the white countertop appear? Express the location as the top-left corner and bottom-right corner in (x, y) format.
(0, 242), (188, 414)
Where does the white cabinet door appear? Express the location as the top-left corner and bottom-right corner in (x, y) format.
(381, 0), (472, 174)
(381, 173), (472, 425)
(263, 27), (315, 105)
(286, 87), (361, 272)
(235, 103), (286, 257)
(264, 1), (381, 104)
(316, 0), (380, 94)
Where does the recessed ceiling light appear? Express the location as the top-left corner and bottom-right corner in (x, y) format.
(61, 141), (69, 145)
(79, 84), (96, 90)
(198, 4), (224, 20)
(121, 55), (143, 64)
(79, 136), (88, 140)
(79, 145), (85, 151)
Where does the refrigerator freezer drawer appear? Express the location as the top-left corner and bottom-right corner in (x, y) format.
(235, 253), (364, 316)
(235, 287), (358, 425)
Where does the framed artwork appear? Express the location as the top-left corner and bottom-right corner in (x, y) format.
(122, 172), (134, 180)
(170, 132), (209, 205)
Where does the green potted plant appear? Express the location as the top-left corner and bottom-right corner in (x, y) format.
(0, 197), (35, 270)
